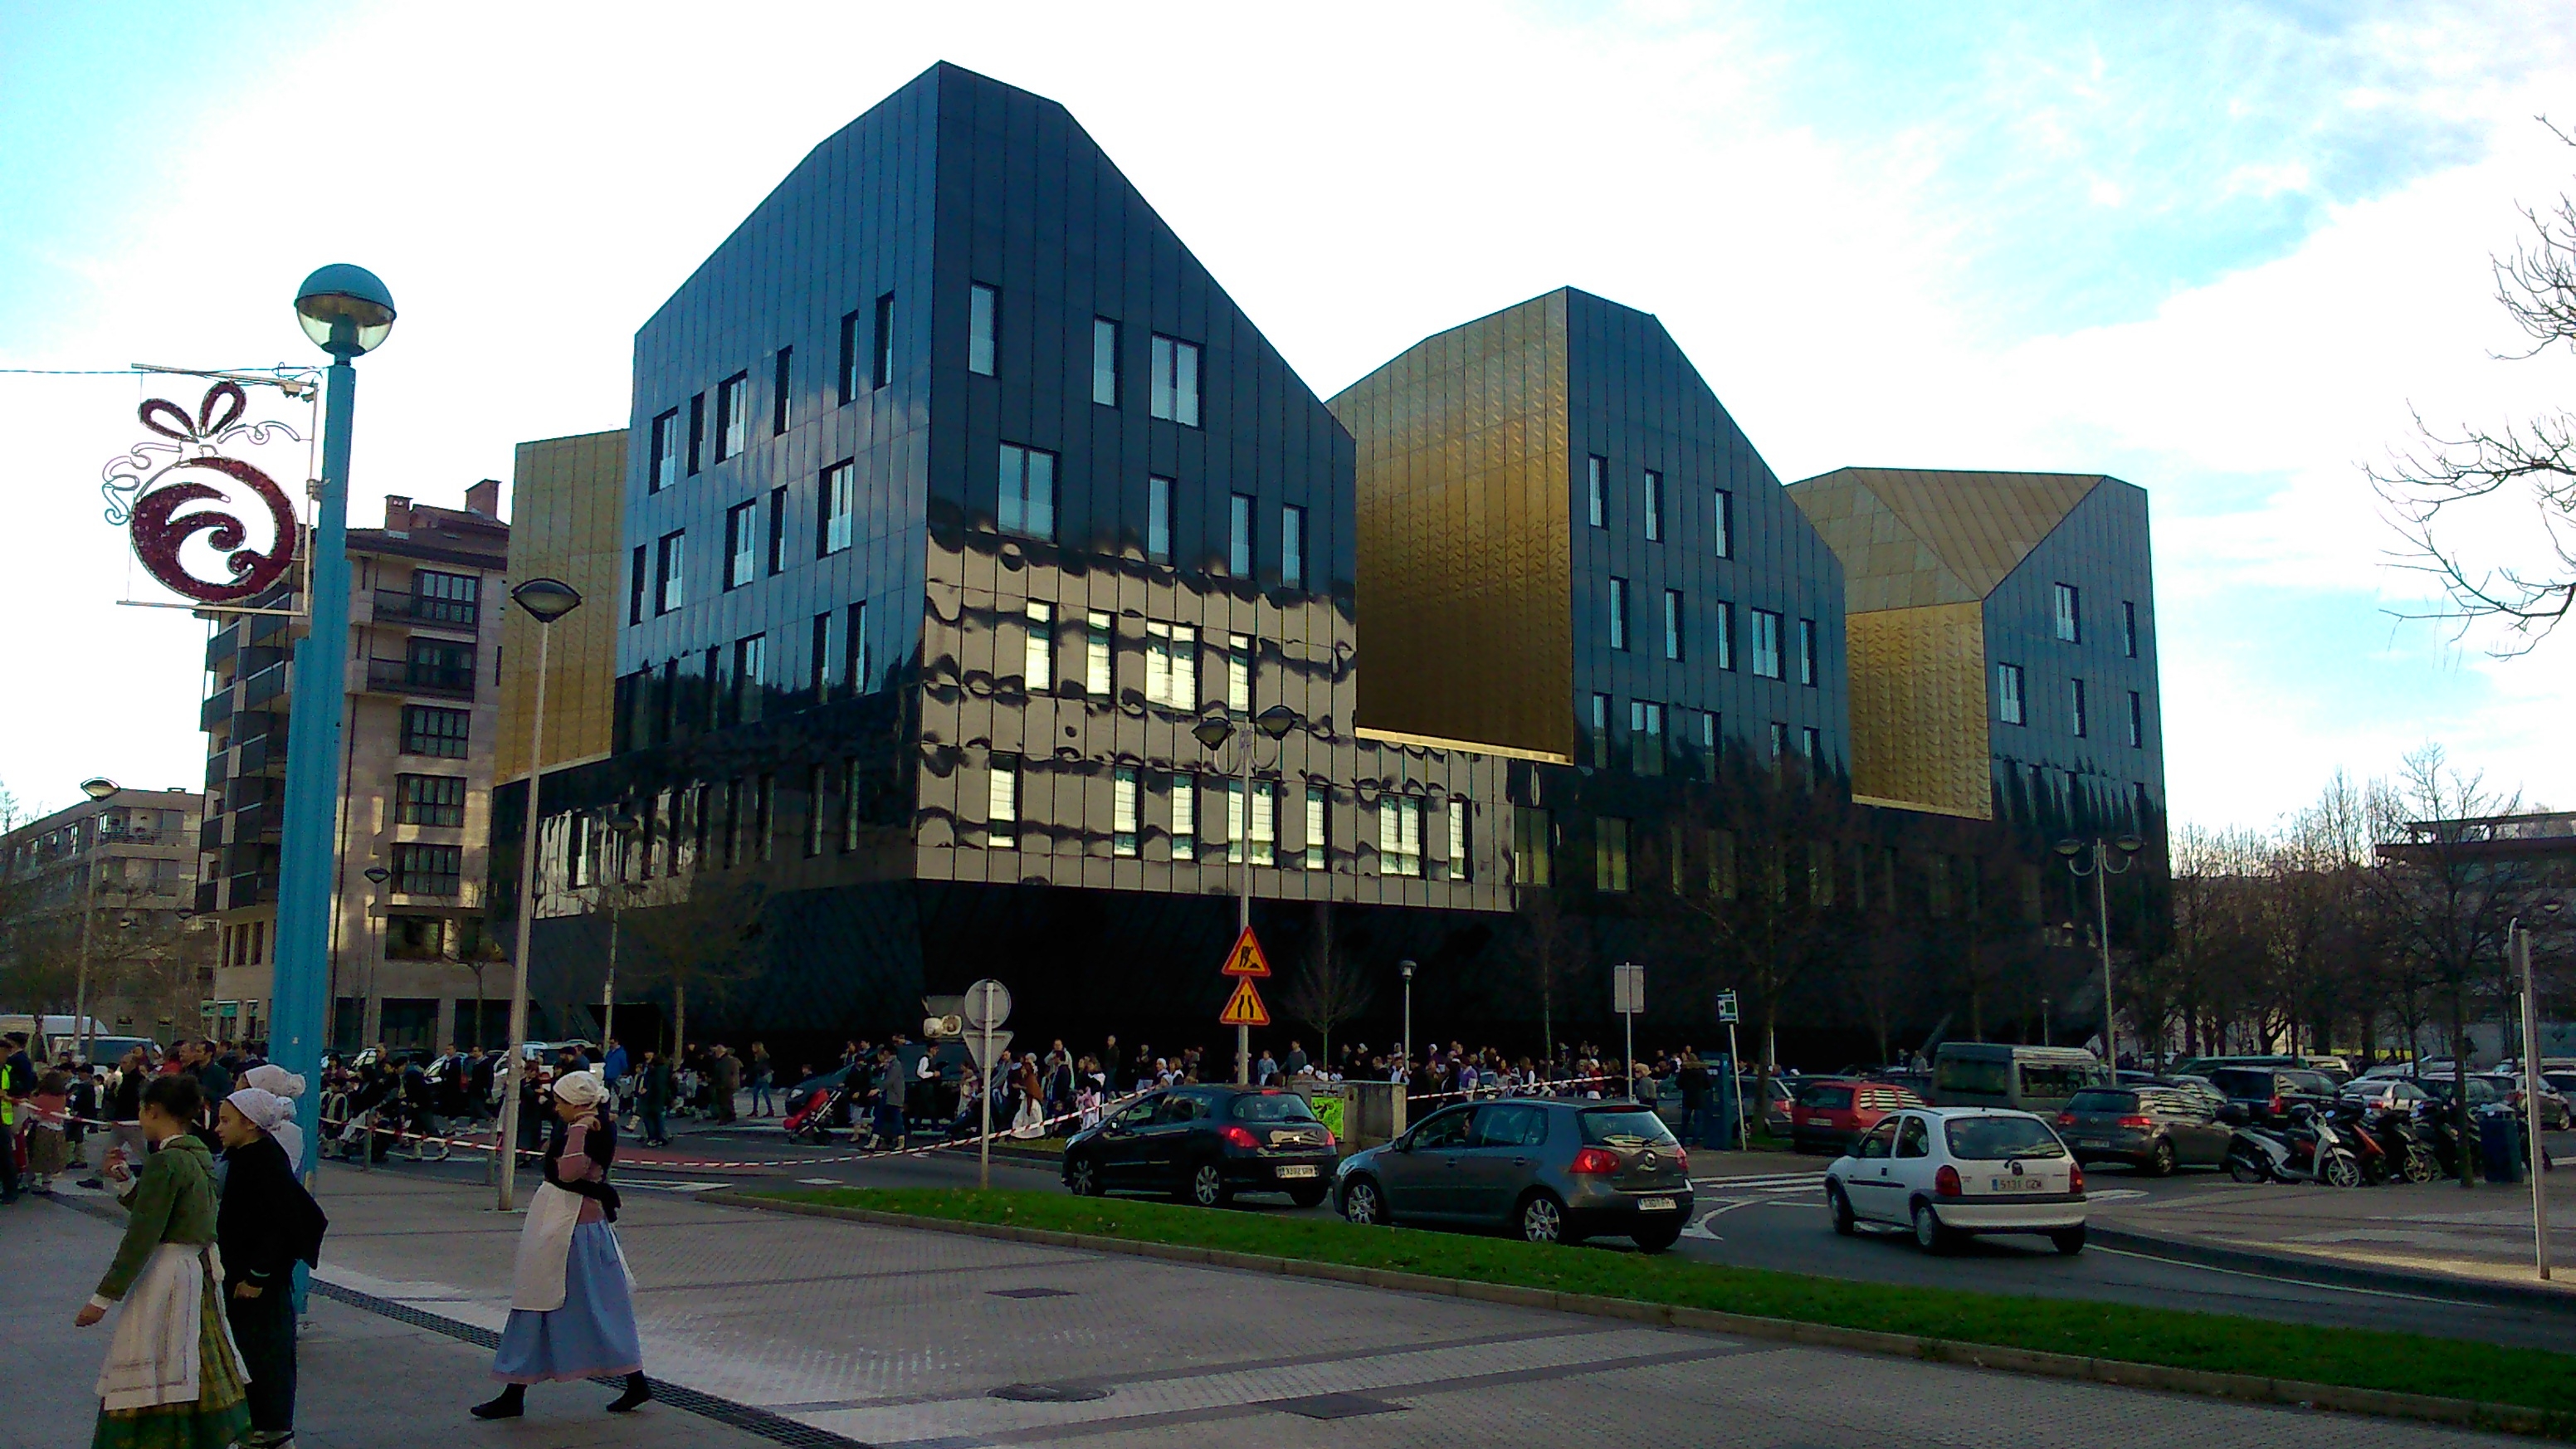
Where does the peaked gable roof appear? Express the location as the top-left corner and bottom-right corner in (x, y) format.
(1788, 467), (2102, 612)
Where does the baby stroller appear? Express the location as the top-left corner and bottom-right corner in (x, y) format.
(783, 1076), (851, 1144)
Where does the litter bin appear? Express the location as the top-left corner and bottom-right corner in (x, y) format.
(2478, 1110), (2525, 1184)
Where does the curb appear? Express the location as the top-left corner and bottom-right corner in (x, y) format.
(708, 1191), (2574, 1442)
(2090, 1223), (2576, 1315)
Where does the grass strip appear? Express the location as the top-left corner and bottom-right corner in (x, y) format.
(751, 1187), (2576, 1418)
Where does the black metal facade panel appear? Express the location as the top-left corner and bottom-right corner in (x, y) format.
(1559, 290), (1850, 777)
(1983, 477), (2164, 833)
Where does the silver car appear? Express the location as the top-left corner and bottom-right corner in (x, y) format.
(1334, 1098), (1695, 1250)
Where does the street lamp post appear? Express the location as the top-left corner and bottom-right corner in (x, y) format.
(495, 578), (583, 1212)
(2056, 835), (2143, 1071)
(1399, 959), (1415, 1080)
(271, 265), (396, 1183)
(71, 777), (120, 1068)
(1192, 702), (1299, 1084)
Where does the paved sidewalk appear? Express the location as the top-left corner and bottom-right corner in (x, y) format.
(2091, 1174), (2576, 1296)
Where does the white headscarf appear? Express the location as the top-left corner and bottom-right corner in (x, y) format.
(243, 1064), (307, 1100)
(227, 1086), (303, 1166)
(552, 1067), (608, 1109)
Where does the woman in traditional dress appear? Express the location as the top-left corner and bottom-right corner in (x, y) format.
(216, 1079), (327, 1449)
(472, 1069), (649, 1419)
(73, 1072), (252, 1449)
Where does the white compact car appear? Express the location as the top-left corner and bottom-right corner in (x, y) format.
(1823, 1106), (2087, 1255)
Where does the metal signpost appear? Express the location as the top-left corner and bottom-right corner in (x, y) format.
(964, 979), (1012, 1190)
(1612, 963), (1644, 1100)
(1718, 989), (1746, 1150)
(2517, 928), (2551, 1281)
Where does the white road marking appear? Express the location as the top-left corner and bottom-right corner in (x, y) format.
(798, 1177), (842, 1185)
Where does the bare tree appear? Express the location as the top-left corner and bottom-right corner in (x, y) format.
(1509, 887), (1584, 1062)
(1276, 902), (1373, 1067)
(614, 874), (769, 1061)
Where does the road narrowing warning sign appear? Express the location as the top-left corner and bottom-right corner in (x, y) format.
(1218, 977), (1271, 1027)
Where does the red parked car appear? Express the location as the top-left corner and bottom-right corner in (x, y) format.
(1791, 1077), (1925, 1155)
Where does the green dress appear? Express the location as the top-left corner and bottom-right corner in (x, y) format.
(91, 1134), (251, 1449)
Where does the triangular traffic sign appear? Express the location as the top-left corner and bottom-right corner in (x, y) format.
(1217, 977), (1271, 1027)
(1221, 926), (1272, 978)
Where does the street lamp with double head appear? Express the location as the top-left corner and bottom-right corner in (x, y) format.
(1193, 702), (1299, 1083)
(2056, 834), (2144, 1071)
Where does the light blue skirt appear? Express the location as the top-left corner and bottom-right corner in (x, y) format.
(492, 1222), (643, 1383)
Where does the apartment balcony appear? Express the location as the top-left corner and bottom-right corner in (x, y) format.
(198, 815), (224, 853)
(193, 881), (219, 915)
(199, 690), (233, 731)
(241, 661), (288, 710)
(248, 608), (291, 646)
(232, 801), (279, 842)
(366, 657), (476, 699)
(237, 731), (285, 778)
(371, 589), (480, 633)
(227, 871), (276, 907)
(204, 624), (239, 671)
(203, 754), (227, 792)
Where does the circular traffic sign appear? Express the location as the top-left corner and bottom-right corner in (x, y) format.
(963, 978), (1012, 1029)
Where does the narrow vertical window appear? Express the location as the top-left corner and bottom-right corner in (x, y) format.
(1446, 799), (1469, 881)
(1226, 778), (1247, 865)
(1091, 318), (1120, 406)
(1169, 772), (1197, 861)
(1712, 489), (1734, 558)
(1304, 783), (1327, 871)
(809, 611), (832, 697)
(724, 501), (756, 589)
(1630, 700), (1664, 776)
(1149, 334), (1200, 425)
(1998, 663), (2026, 724)
(1514, 806), (1554, 888)
(2069, 678), (2089, 736)
(2126, 690), (2144, 749)
(1085, 611), (1112, 697)
(1750, 609), (1783, 678)
(655, 530), (685, 614)
(715, 372), (748, 461)
(1587, 456), (1607, 528)
(686, 393), (705, 474)
(1113, 767), (1139, 857)
(1662, 588), (1683, 661)
(2122, 600), (2139, 658)
(819, 460), (855, 556)
(1714, 600), (1734, 670)
(987, 756), (1017, 849)
(968, 283), (997, 377)
(998, 442), (1057, 540)
(1590, 692), (1612, 769)
(1608, 577), (1629, 651)
(1226, 632), (1251, 714)
(805, 763), (827, 856)
(627, 544), (647, 624)
(844, 600), (868, 695)
(772, 347), (793, 435)
(1146, 476), (1173, 563)
(766, 485), (787, 575)
(1024, 602), (1054, 690)
(1281, 504), (1305, 589)
(1378, 797), (1424, 876)
(842, 758), (862, 852)
(1251, 781), (1276, 867)
(871, 291), (895, 389)
(650, 410), (679, 492)
(734, 633), (766, 724)
(2054, 583), (2081, 642)
(1642, 469), (1663, 541)
(1229, 493), (1254, 576)
(837, 310), (859, 404)
(1797, 617), (1817, 686)
(1769, 720), (1790, 759)
(1596, 817), (1629, 892)
(1803, 726), (1823, 764)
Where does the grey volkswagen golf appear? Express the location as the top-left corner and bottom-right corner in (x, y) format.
(1334, 1098), (1695, 1250)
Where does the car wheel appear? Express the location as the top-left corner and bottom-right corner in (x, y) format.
(1517, 1191), (1570, 1245)
(1066, 1154), (1101, 1198)
(1287, 1183), (1329, 1210)
(1632, 1222), (1682, 1253)
(1910, 1200), (1956, 1255)
(1180, 1161), (1232, 1209)
(2051, 1224), (2087, 1256)
(1339, 1176), (1387, 1225)
(2149, 1139), (2177, 1178)
(1826, 1183), (1856, 1237)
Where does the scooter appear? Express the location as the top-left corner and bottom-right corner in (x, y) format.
(2226, 1105), (2361, 1187)
(2326, 1102), (2394, 1184)
(2364, 1105), (2440, 1183)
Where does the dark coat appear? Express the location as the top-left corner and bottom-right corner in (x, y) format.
(217, 1133), (327, 1287)
(540, 1112), (622, 1221)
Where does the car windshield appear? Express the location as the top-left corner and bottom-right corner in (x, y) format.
(1944, 1115), (2067, 1160)
(1228, 1092), (1320, 1123)
(1797, 1084), (1855, 1110)
(1579, 1107), (1679, 1147)
(2066, 1090), (2136, 1113)
(1936, 1056), (2012, 1096)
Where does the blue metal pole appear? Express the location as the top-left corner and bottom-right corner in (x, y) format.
(271, 356), (356, 1179)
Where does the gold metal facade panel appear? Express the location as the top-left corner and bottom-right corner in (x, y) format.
(1844, 603), (1992, 819)
(496, 429), (628, 783)
(1791, 467), (2100, 605)
(1331, 294), (1573, 759)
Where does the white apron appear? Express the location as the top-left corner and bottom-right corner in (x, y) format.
(95, 1242), (247, 1412)
(509, 1181), (638, 1312)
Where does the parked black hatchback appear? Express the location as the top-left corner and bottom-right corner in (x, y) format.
(2055, 1086), (2232, 1174)
(1061, 1086), (1339, 1208)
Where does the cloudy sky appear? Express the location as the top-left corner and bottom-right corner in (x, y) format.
(5, 2), (2574, 830)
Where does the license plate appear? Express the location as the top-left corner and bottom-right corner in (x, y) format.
(1276, 1165), (1318, 1180)
(1988, 1177), (2046, 1193)
(1638, 1196), (1677, 1212)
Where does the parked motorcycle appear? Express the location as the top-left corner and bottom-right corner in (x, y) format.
(2325, 1101), (2394, 1184)
(2363, 1104), (2440, 1183)
(2227, 1105), (2362, 1187)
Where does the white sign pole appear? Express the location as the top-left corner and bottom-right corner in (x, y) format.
(2520, 928), (2550, 1281)
(1728, 1020), (1747, 1151)
(979, 1008), (994, 1191)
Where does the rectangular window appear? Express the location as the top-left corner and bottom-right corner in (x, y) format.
(968, 283), (997, 377)
(1281, 504), (1305, 588)
(1714, 600), (1735, 670)
(841, 758), (862, 852)
(1226, 632), (1251, 714)
(1797, 617), (1818, 686)
(1169, 771), (1197, 861)
(1446, 800), (1469, 881)
(1608, 577), (1629, 650)
(987, 756), (1017, 850)
(2122, 600), (2139, 658)
(1513, 806), (1553, 888)
(1631, 700), (1664, 777)
(391, 842), (461, 897)
(733, 634), (766, 724)
(766, 485), (787, 575)
(1750, 608), (1783, 678)
(1085, 611), (1112, 697)
(1642, 469), (1663, 541)
(1712, 489), (1734, 558)
(1590, 692), (1612, 768)
(715, 371), (748, 461)
(627, 544), (647, 624)
(772, 347), (793, 435)
(1229, 493), (1254, 576)
(1662, 588), (1683, 661)
(754, 773), (773, 862)
(805, 764), (827, 857)
(1997, 663), (2026, 724)
(2069, 677), (2089, 737)
(1226, 778), (1246, 865)
(2127, 690), (2144, 749)
(1251, 781), (1276, 867)
(819, 460), (855, 555)
(686, 393), (705, 474)
(837, 309), (860, 404)
(871, 292), (895, 389)
(395, 773), (466, 827)
(1378, 796), (1424, 876)
(998, 442), (1057, 540)
(401, 705), (470, 758)
(1768, 720), (1790, 759)
(1024, 602), (1054, 690)
(1587, 456), (1607, 528)
(1149, 334), (1200, 425)
(844, 600), (868, 695)
(1113, 767), (1139, 857)
(1803, 725), (1823, 763)
(724, 501), (757, 589)
(2054, 582), (2081, 642)
(810, 612), (832, 697)
(650, 410), (679, 492)
(1596, 817), (1630, 893)
(1144, 622), (1198, 707)
(1707, 827), (1738, 899)
(1702, 710), (1718, 753)
(1146, 476), (1173, 563)
(1305, 783), (1327, 871)
(1092, 318), (1120, 406)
